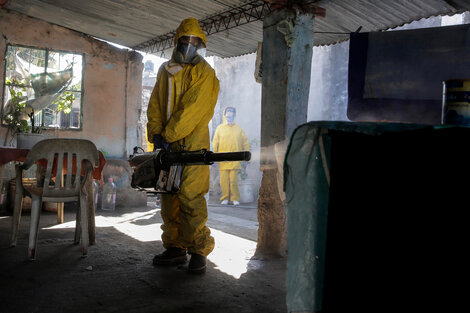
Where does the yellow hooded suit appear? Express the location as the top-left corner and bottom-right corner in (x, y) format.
(146, 18), (219, 256)
(212, 107), (250, 202)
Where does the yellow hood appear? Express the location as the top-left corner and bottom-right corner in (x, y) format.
(174, 17), (207, 47)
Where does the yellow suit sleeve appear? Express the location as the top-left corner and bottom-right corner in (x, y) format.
(162, 67), (219, 143)
(240, 129), (250, 151)
(146, 68), (166, 141)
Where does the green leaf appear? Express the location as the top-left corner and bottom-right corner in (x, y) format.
(54, 90), (75, 114)
(19, 120), (30, 132)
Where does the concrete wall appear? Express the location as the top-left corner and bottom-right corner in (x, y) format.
(0, 10), (143, 159)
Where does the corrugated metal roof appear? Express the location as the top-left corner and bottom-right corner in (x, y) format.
(3, 0), (470, 58)
(312, 0), (470, 46)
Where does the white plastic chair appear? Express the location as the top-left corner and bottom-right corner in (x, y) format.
(10, 138), (99, 260)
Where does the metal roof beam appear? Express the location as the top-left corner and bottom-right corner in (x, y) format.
(132, 0), (271, 54)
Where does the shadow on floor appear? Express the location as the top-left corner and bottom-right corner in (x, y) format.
(0, 204), (286, 313)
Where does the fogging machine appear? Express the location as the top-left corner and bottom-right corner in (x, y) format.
(129, 147), (251, 194)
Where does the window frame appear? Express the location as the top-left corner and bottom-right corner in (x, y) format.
(1, 44), (85, 131)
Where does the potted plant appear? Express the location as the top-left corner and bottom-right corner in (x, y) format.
(3, 78), (30, 146)
(3, 78), (75, 148)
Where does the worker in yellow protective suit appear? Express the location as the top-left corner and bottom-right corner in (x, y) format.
(146, 17), (219, 274)
(212, 107), (250, 206)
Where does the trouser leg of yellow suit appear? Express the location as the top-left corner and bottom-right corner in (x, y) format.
(160, 194), (182, 249)
(161, 164), (215, 257)
(229, 170), (240, 202)
(219, 170), (230, 201)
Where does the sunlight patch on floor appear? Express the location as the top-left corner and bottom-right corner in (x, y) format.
(42, 208), (257, 279)
(42, 220), (76, 229)
(105, 209), (162, 242)
(43, 209), (162, 242)
(209, 228), (256, 279)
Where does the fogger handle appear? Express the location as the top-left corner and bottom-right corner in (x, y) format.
(161, 150), (251, 166)
(208, 151), (251, 162)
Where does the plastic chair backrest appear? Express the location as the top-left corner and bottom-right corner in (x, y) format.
(23, 138), (99, 201)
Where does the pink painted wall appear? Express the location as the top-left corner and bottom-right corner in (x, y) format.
(0, 10), (143, 158)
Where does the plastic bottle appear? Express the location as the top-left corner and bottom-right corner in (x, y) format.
(101, 178), (116, 211)
(93, 179), (99, 211)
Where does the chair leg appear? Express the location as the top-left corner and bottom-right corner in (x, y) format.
(87, 182), (96, 245)
(10, 167), (24, 247)
(79, 194), (89, 256)
(74, 207), (81, 245)
(28, 194), (42, 260)
(10, 188), (24, 247)
(57, 202), (64, 224)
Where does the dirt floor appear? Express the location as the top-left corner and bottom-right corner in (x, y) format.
(0, 196), (286, 313)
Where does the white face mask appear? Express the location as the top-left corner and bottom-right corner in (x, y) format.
(225, 112), (235, 124)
